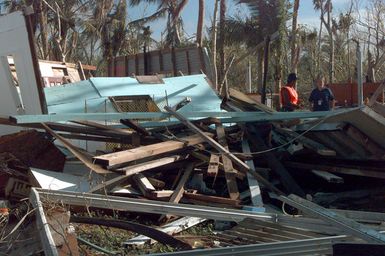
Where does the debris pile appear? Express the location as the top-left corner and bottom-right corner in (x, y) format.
(1, 87), (385, 255)
(1, 9), (385, 256)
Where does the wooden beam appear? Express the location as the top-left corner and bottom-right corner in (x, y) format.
(160, 161), (196, 221)
(120, 119), (150, 136)
(132, 173), (156, 196)
(93, 133), (211, 167)
(274, 127), (336, 156)
(164, 106), (283, 195)
(216, 123), (239, 200)
(286, 161), (385, 179)
(311, 170), (344, 183)
(191, 152), (245, 180)
(246, 125), (305, 197)
(41, 123), (111, 174)
(207, 154), (220, 185)
(89, 155), (185, 193)
(183, 192), (241, 208)
(72, 120), (132, 136)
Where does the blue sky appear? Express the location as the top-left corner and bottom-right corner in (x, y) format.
(127, 0), (364, 41)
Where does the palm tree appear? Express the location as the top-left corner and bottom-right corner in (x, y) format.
(129, 0), (189, 47)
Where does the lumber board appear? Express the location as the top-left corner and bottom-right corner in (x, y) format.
(192, 152), (245, 179)
(41, 123), (111, 174)
(71, 120), (132, 136)
(160, 162), (196, 221)
(311, 170), (344, 183)
(229, 88), (275, 114)
(169, 162), (195, 204)
(216, 123), (240, 200)
(246, 125), (305, 197)
(207, 154), (219, 186)
(133, 173), (156, 196)
(274, 127), (336, 156)
(183, 192), (241, 207)
(165, 107), (283, 195)
(286, 161), (385, 179)
(93, 133), (211, 167)
(120, 119), (150, 136)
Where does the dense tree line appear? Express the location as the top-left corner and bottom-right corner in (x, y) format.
(1, 0), (384, 105)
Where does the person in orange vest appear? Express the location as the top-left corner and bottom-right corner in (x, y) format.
(280, 73), (299, 112)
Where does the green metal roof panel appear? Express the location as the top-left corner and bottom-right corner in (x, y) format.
(44, 74), (222, 114)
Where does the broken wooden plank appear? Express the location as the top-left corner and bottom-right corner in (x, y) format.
(168, 162), (195, 204)
(41, 123), (111, 174)
(207, 154), (220, 186)
(132, 173), (156, 196)
(216, 123), (240, 200)
(274, 127), (336, 156)
(228, 88), (275, 114)
(160, 162), (196, 221)
(246, 125), (305, 197)
(164, 106), (282, 195)
(285, 161), (385, 179)
(311, 170), (344, 184)
(183, 192), (241, 208)
(71, 120), (132, 136)
(120, 119), (150, 136)
(242, 140), (264, 207)
(192, 152), (245, 180)
(93, 133), (211, 167)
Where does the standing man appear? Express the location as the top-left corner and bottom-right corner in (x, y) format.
(280, 73), (299, 112)
(309, 76), (335, 111)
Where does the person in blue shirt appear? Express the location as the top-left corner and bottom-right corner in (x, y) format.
(309, 76), (335, 111)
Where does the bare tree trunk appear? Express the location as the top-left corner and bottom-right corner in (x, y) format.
(317, 16), (323, 72)
(212, 0), (219, 90)
(291, 0), (300, 73)
(197, 0), (205, 46)
(257, 48), (264, 93)
(219, 0), (227, 98)
(34, 0), (49, 59)
(327, 0), (334, 85)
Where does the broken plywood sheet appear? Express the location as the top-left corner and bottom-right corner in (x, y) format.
(30, 168), (105, 192)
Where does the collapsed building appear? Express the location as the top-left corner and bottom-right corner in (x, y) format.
(0, 9), (385, 256)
